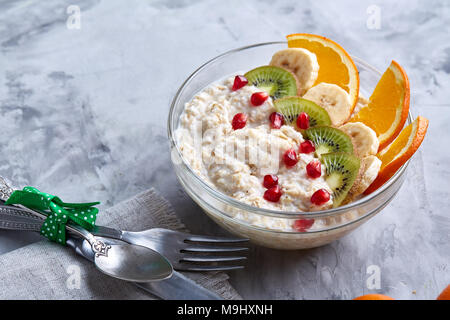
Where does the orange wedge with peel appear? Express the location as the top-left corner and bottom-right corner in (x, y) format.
(354, 294), (395, 300)
(286, 33), (360, 114)
(364, 116), (429, 195)
(350, 61), (410, 151)
(437, 285), (450, 300)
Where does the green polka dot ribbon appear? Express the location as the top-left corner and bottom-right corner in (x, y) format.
(5, 187), (100, 245)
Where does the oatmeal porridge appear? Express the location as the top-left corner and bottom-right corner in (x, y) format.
(175, 76), (333, 213)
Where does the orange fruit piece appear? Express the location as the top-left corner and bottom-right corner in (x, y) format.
(354, 294), (394, 300)
(364, 116), (429, 194)
(437, 285), (450, 300)
(350, 61), (410, 151)
(286, 33), (360, 114)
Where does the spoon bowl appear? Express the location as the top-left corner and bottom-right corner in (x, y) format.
(94, 243), (173, 282)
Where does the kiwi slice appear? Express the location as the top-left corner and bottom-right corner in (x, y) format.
(305, 126), (353, 157)
(274, 96), (331, 126)
(244, 66), (298, 99)
(321, 152), (360, 207)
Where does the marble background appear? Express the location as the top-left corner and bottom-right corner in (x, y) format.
(0, 0), (449, 299)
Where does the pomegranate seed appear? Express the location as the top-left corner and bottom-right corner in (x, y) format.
(306, 160), (322, 179)
(269, 112), (284, 129)
(232, 75), (248, 91)
(231, 113), (247, 130)
(283, 148), (298, 167)
(263, 186), (282, 202)
(263, 174), (278, 189)
(293, 219), (315, 232)
(297, 112), (310, 129)
(250, 92), (269, 106)
(311, 189), (331, 206)
(299, 140), (316, 154)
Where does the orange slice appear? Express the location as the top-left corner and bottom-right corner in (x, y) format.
(350, 61), (410, 151)
(364, 116), (429, 194)
(354, 294), (394, 300)
(437, 285), (450, 300)
(286, 33), (360, 114)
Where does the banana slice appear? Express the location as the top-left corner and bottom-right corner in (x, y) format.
(269, 48), (319, 95)
(302, 83), (352, 126)
(345, 155), (381, 202)
(339, 122), (379, 157)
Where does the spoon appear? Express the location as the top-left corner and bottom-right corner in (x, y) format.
(66, 217), (174, 282)
(35, 206), (172, 281)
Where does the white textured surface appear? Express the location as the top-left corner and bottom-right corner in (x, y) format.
(0, 0), (448, 299)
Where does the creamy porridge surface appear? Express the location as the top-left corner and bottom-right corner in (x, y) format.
(175, 76), (334, 214)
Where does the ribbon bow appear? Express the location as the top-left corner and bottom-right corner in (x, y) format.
(5, 187), (100, 245)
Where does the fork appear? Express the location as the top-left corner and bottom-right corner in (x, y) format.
(0, 203), (249, 272)
(93, 225), (249, 271)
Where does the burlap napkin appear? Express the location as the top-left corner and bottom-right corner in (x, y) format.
(0, 189), (241, 299)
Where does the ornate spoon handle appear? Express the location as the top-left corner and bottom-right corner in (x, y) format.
(0, 176), (14, 202)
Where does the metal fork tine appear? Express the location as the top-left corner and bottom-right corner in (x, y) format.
(180, 265), (245, 272)
(182, 245), (249, 253)
(185, 234), (249, 243)
(180, 255), (247, 263)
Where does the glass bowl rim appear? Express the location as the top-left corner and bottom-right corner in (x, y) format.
(167, 41), (411, 220)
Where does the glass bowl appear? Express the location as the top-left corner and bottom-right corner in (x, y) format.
(167, 42), (411, 250)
